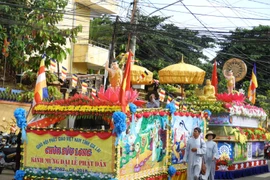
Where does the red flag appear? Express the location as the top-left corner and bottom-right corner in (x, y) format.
(211, 60), (218, 94)
(119, 50), (133, 112)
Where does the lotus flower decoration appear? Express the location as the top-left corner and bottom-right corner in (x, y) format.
(95, 87), (146, 107)
(216, 93), (245, 103)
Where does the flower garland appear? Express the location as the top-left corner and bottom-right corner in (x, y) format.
(228, 103), (267, 120)
(230, 127), (247, 144)
(230, 127), (270, 142)
(23, 167), (114, 180)
(33, 105), (121, 115)
(244, 127), (268, 140)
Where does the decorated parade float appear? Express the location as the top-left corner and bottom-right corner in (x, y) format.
(13, 55), (269, 180)
(14, 91), (210, 180)
(207, 92), (269, 179)
(193, 58), (270, 179)
(12, 53), (211, 180)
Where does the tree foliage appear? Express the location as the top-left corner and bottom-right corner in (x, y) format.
(216, 25), (270, 97)
(89, 15), (215, 75)
(0, 0), (82, 73)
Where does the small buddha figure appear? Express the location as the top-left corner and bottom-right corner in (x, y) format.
(223, 69), (235, 94)
(105, 60), (123, 88)
(199, 79), (216, 101)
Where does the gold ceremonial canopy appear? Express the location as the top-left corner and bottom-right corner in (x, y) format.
(158, 57), (206, 84)
(131, 64), (153, 85)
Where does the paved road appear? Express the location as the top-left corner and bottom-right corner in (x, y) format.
(0, 169), (14, 180)
(1, 169), (270, 180)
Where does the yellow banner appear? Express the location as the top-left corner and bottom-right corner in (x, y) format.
(23, 131), (115, 174)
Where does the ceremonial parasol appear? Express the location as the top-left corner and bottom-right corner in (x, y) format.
(158, 56), (205, 84)
(131, 64), (153, 85)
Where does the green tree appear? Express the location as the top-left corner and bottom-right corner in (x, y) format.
(89, 15), (215, 76)
(89, 15), (113, 45)
(0, 0), (82, 73)
(215, 25), (270, 98)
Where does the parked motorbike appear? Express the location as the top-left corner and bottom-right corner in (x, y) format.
(0, 144), (17, 174)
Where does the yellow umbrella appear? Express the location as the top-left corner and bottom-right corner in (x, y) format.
(131, 64), (153, 85)
(158, 57), (205, 84)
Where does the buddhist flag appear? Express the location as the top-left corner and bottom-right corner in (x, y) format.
(50, 59), (56, 72)
(81, 82), (88, 94)
(91, 88), (97, 97)
(174, 100), (180, 109)
(167, 95), (172, 104)
(72, 74), (78, 88)
(137, 70), (148, 82)
(2, 38), (10, 57)
(211, 60), (218, 94)
(119, 50), (133, 112)
(159, 89), (166, 102)
(182, 104), (187, 111)
(61, 66), (67, 80)
(248, 63), (258, 104)
(33, 57), (49, 107)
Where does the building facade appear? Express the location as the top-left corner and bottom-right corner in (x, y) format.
(58, 0), (118, 74)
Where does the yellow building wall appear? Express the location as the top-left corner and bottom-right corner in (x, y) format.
(56, 0), (115, 74)
(0, 101), (31, 133)
(73, 63), (88, 74)
(75, 4), (90, 44)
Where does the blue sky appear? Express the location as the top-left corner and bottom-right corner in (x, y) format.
(117, 0), (270, 60)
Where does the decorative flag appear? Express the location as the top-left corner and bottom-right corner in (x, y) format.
(72, 74), (78, 88)
(167, 95), (172, 104)
(182, 104), (188, 111)
(50, 59), (56, 72)
(190, 107), (196, 113)
(248, 63), (258, 104)
(137, 70), (148, 82)
(33, 57), (49, 107)
(91, 88), (97, 97)
(81, 82), (88, 94)
(61, 66), (67, 80)
(174, 100), (180, 109)
(119, 50), (133, 112)
(211, 60), (218, 94)
(2, 38), (10, 57)
(159, 89), (166, 102)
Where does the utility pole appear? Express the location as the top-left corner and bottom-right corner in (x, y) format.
(105, 16), (119, 89)
(109, 16), (119, 64)
(127, 0), (139, 59)
(130, 6), (139, 60)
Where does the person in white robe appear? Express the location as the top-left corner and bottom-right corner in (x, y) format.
(202, 131), (219, 180)
(183, 127), (206, 180)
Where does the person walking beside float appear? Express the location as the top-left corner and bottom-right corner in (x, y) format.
(183, 127), (206, 180)
(202, 131), (219, 180)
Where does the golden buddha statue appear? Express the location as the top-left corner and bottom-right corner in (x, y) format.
(198, 79), (216, 101)
(105, 60), (123, 88)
